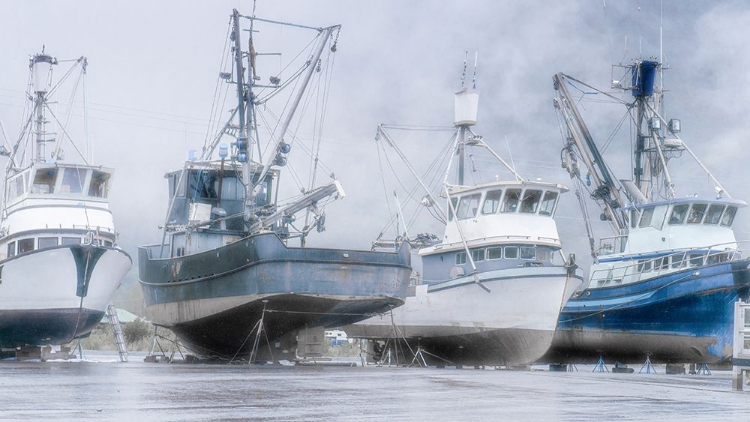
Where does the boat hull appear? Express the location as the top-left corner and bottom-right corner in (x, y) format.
(138, 232), (411, 359)
(0, 245), (132, 347)
(346, 266), (582, 367)
(542, 259), (750, 364)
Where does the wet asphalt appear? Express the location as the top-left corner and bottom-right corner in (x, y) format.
(1, 353), (749, 421)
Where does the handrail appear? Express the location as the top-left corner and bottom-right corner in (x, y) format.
(590, 240), (748, 285)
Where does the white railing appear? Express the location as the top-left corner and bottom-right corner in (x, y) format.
(590, 241), (748, 287)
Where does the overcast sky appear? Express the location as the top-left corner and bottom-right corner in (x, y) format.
(2, 0), (750, 305)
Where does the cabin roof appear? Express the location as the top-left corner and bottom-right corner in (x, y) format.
(10, 161), (114, 176)
(445, 179), (569, 196)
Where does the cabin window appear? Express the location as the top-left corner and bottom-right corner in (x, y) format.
(32, 168), (58, 194)
(637, 260), (652, 273)
(170, 172), (187, 197)
(38, 237), (58, 249)
(194, 171), (219, 199)
(249, 172), (273, 207)
(689, 253), (704, 267)
(706, 253), (723, 265)
(721, 206), (738, 227)
(638, 207), (655, 228)
(520, 246), (535, 260)
(456, 251), (467, 265)
(486, 247), (503, 260)
(653, 257), (669, 271)
(539, 191), (559, 216)
(219, 175), (242, 201)
(104, 240), (113, 247)
(448, 197), (458, 221)
(671, 252), (686, 268)
(536, 247), (554, 262)
(18, 238), (34, 254)
(687, 204), (707, 224)
(456, 194), (481, 219)
(704, 204), (725, 225)
(60, 168), (87, 194)
(471, 249), (485, 262)
(669, 204), (689, 225)
(88, 171), (110, 198)
(504, 246), (519, 259)
(7, 173), (26, 201)
(7, 242), (16, 257)
(482, 190), (502, 214)
(651, 206), (668, 230)
(501, 189), (521, 213)
(61, 237), (81, 245)
(520, 190), (542, 214)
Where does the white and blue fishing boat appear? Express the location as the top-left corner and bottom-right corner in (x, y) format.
(0, 51), (132, 348)
(545, 60), (750, 364)
(346, 60), (583, 367)
(138, 10), (410, 362)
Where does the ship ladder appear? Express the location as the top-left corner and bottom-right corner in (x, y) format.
(107, 302), (129, 362)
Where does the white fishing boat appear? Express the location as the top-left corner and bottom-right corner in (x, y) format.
(0, 51), (132, 348)
(543, 59), (750, 364)
(345, 58), (583, 367)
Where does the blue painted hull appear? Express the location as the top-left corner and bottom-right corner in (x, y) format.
(0, 244), (132, 348)
(138, 232), (412, 359)
(542, 259), (750, 364)
(0, 309), (104, 348)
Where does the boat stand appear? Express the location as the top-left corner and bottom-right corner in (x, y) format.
(409, 346), (428, 368)
(75, 338), (84, 360)
(593, 355), (609, 372)
(696, 363), (712, 375)
(144, 326), (187, 363)
(376, 307), (420, 367)
(567, 363), (578, 372)
(639, 355), (657, 374)
(231, 300), (273, 364)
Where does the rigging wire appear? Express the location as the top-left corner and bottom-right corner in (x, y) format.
(203, 17), (233, 154)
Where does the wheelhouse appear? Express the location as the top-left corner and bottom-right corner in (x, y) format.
(5, 164), (112, 206)
(447, 184), (563, 221)
(629, 198), (742, 230)
(164, 162), (278, 232)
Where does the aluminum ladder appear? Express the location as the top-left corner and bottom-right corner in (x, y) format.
(106, 302), (129, 362)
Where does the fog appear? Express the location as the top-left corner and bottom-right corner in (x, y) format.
(2, 0), (749, 310)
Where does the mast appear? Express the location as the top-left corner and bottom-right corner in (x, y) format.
(30, 53), (57, 163)
(229, 10), (254, 225)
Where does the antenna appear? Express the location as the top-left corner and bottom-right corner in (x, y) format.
(472, 52), (478, 89)
(460, 51), (468, 88)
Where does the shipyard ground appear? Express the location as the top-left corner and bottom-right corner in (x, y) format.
(1, 352), (749, 421)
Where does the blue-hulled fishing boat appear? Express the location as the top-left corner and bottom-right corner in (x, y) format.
(544, 60), (750, 364)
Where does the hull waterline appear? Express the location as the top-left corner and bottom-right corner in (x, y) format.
(542, 259), (750, 364)
(347, 266), (583, 367)
(0, 245), (132, 348)
(139, 232), (411, 359)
